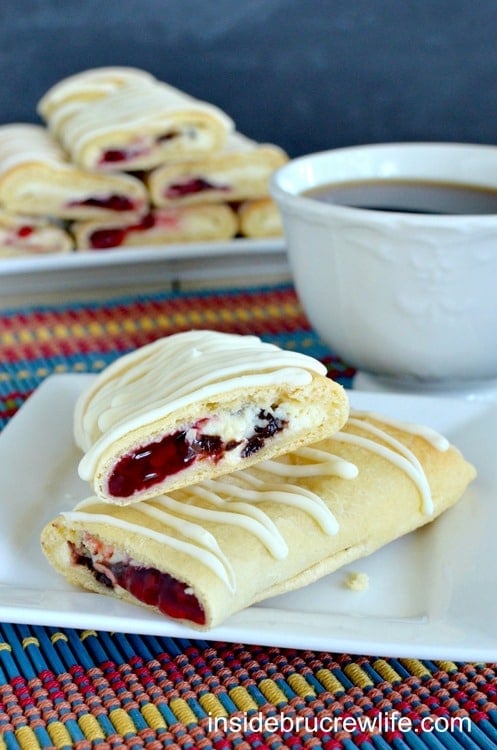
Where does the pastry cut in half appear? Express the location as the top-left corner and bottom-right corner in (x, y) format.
(43, 79), (234, 172)
(73, 330), (349, 503)
(41, 410), (476, 629)
(0, 124), (147, 221)
(71, 204), (238, 250)
(147, 132), (288, 207)
(0, 208), (73, 258)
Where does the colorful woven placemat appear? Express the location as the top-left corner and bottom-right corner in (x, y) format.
(1, 624), (496, 750)
(0, 281), (495, 749)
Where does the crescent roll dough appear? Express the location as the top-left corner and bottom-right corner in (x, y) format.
(0, 124), (147, 221)
(0, 208), (73, 257)
(70, 204), (238, 250)
(42, 78), (234, 172)
(41, 410), (476, 629)
(73, 330), (349, 504)
(147, 132), (288, 207)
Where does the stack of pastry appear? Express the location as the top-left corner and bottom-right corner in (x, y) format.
(0, 67), (287, 258)
(41, 330), (476, 629)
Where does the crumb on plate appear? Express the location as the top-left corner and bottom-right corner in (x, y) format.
(345, 571), (370, 591)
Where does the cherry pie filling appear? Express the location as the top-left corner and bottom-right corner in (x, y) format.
(107, 407), (287, 498)
(16, 226), (34, 238)
(68, 195), (137, 212)
(99, 129), (185, 166)
(69, 540), (205, 624)
(90, 212), (156, 249)
(165, 177), (230, 199)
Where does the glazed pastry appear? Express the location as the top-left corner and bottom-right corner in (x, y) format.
(0, 208), (73, 258)
(71, 204), (238, 249)
(43, 79), (234, 172)
(237, 197), (284, 238)
(41, 410), (476, 628)
(0, 124), (147, 221)
(147, 132), (288, 207)
(37, 66), (157, 120)
(73, 330), (349, 503)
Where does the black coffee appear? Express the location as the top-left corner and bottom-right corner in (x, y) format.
(304, 179), (497, 215)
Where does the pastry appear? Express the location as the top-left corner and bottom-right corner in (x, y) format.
(37, 66), (157, 120)
(41, 410), (476, 629)
(236, 197), (284, 238)
(42, 78), (234, 172)
(0, 124), (148, 221)
(71, 203), (238, 249)
(147, 132), (288, 207)
(0, 208), (73, 258)
(73, 330), (349, 503)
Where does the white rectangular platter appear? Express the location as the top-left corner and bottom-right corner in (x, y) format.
(0, 239), (289, 296)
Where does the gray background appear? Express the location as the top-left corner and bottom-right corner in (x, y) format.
(1, 0), (496, 157)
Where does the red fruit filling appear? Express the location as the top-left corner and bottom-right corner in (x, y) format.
(101, 149), (131, 164)
(107, 408), (287, 498)
(17, 226), (34, 238)
(100, 131), (182, 165)
(70, 544), (205, 624)
(90, 212), (156, 249)
(68, 195), (136, 212)
(165, 177), (229, 199)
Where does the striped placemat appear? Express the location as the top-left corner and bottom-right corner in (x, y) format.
(1, 624), (496, 750)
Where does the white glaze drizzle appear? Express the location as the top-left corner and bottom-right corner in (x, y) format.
(191, 477), (339, 536)
(351, 409), (450, 451)
(38, 67), (157, 117)
(166, 487), (288, 558)
(67, 400), (452, 593)
(257, 446), (359, 480)
(338, 409), (450, 515)
(50, 80), (234, 167)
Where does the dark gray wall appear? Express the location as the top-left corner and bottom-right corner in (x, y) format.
(1, 0), (497, 157)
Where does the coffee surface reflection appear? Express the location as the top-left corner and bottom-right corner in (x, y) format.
(304, 179), (497, 215)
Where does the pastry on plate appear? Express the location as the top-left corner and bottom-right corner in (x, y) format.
(0, 124), (147, 221)
(236, 197), (284, 238)
(147, 132), (288, 207)
(71, 203), (238, 249)
(73, 330), (349, 503)
(41, 410), (476, 629)
(0, 208), (73, 258)
(37, 66), (157, 119)
(43, 79), (234, 172)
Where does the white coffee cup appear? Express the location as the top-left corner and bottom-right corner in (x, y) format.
(271, 142), (497, 393)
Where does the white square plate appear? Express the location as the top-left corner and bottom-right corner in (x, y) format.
(0, 374), (495, 660)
